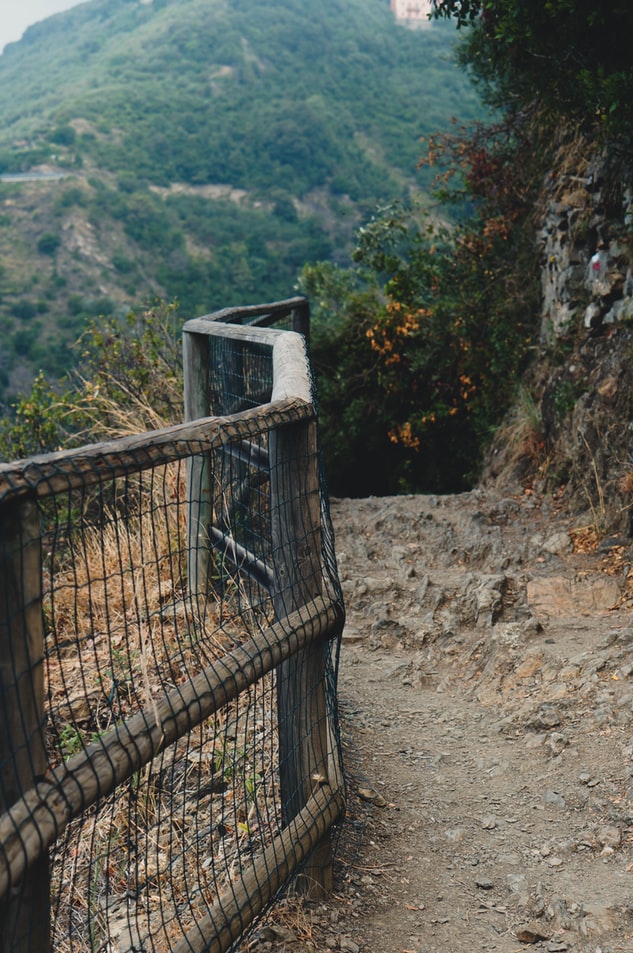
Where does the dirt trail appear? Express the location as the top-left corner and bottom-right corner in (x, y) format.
(248, 487), (633, 953)
(313, 488), (633, 953)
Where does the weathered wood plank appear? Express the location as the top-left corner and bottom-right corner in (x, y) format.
(181, 326), (312, 407)
(271, 333), (312, 404)
(184, 330), (214, 602)
(184, 296), (308, 330)
(0, 400), (311, 502)
(270, 414), (335, 897)
(222, 439), (269, 471)
(183, 320), (284, 347)
(290, 299), (310, 342)
(0, 498), (50, 953)
(208, 526), (275, 592)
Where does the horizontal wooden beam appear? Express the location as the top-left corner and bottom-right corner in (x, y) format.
(222, 439), (269, 471)
(209, 526), (275, 592)
(181, 324), (312, 405)
(173, 781), (345, 953)
(187, 296), (308, 330)
(182, 319), (284, 346)
(0, 400), (312, 503)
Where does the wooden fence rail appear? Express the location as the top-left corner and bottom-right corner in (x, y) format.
(0, 297), (345, 953)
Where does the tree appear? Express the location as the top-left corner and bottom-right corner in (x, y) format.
(37, 233), (61, 256)
(431, 1), (633, 143)
(305, 181), (540, 495)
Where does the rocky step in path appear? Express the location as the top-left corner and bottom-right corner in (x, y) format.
(248, 488), (633, 953)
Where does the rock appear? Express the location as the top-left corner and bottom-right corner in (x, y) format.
(444, 827), (466, 843)
(584, 300), (602, 328)
(542, 531), (572, 555)
(329, 489), (633, 953)
(596, 825), (621, 849)
(515, 650), (545, 679)
(357, 787), (387, 808)
(547, 898), (573, 930)
(466, 575), (506, 624)
(527, 705), (562, 730)
(546, 732), (569, 756)
(339, 938), (360, 953)
(515, 922), (551, 943)
(414, 574), (431, 605)
(270, 925), (297, 942)
(543, 790), (566, 808)
(507, 873), (529, 901)
(252, 927), (276, 943)
(526, 575), (621, 618)
(342, 627), (366, 644)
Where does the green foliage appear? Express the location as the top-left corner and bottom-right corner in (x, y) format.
(37, 233), (61, 255)
(552, 378), (586, 421)
(0, 0), (488, 405)
(0, 302), (183, 462)
(72, 301), (184, 435)
(13, 300), (37, 321)
(49, 124), (77, 147)
(303, 0), (622, 495)
(0, 371), (78, 460)
(156, 193), (333, 312)
(53, 186), (87, 211)
(58, 724), (86, 758)
(431, 1), (633, 143)
(306, 137), (542, 496)
(302, 262), (398, 495)
(0, 0), (484, 196)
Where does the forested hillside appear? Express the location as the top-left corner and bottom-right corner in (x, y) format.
(4, 0), (633, 526)
(0, 0), (484, 400)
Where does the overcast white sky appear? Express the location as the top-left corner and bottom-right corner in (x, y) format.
(0, 1), (85, 54)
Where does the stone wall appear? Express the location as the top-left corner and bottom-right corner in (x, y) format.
(538, 150), (633, 342)
(485, 146), (633, 538)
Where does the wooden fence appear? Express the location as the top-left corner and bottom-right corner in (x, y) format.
(0, 297), (345, 953)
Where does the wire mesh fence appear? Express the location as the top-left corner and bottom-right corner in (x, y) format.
(0, 299), (345, 953)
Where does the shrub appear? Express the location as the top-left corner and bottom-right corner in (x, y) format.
(0, 301), (183, 462)
(37, 233), (61, 256)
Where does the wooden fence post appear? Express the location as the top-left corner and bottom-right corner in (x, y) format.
(270, 415), (333, 897)
(0, 497), (50, 953)
(183, 330), (215, 609)
(291, 300), (310, 343)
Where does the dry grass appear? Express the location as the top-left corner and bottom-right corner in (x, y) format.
(484, 385), (548, 487)
(77, 372), (180, 439)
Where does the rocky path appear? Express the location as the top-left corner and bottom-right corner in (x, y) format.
(248, 488), (633, 952)
(309, 489), (633, 953)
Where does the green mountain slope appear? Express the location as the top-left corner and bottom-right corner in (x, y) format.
(0, 0), (484, 399)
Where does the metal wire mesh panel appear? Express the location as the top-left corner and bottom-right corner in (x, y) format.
(0, 316), (344, 953)
(209, 337), (274, 416)
(39, 456), (267, 950)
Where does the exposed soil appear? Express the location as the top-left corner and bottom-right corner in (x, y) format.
(254, 487), (633, 953)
